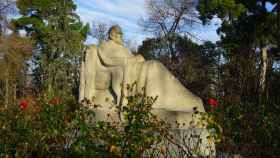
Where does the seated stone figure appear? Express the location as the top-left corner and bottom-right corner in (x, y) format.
(79, 25), (205, 127)
(79, 45), (122, 121)
(80, 25), (215, 156)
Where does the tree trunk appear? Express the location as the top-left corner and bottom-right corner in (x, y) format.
(258, 0), (268, 100)
(13, 78), (16, 105)
(166, 36), (176, 63)
(259, 47), (268, 98)
(266, 55), (273, 101)
(4, 71), (9, 108)
(277, 0), (280, 49)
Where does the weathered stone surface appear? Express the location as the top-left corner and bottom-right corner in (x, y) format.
(79, 25), (215, 156)
(79, 26), (205, 127)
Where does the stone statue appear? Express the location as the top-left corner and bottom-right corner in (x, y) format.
(79, 25), (215, 156)
(79, 25), (205, 125)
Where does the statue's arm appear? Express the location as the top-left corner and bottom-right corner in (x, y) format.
(98, 41), (145, 67)
(98, 51), (141, 67)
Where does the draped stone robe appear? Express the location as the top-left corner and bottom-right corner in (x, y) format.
(97, 40), (205, 126)
(79, 41), (215, 156)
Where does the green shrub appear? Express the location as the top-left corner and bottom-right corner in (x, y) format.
(204, 98), (280, 156)
(0, 88), (169, 158)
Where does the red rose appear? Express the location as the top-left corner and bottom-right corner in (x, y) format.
(19, 99), (28, 110)
(49, 97), (60, 105)
(208, 98), (218, 108)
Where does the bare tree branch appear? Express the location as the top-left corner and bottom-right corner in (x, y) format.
(90, 21), (110, 44)
(139, 0), (200, 61)
(0, 0), (17, 34)
(141, 0), (197, 36)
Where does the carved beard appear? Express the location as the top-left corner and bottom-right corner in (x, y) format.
(113, 39), (123, 45)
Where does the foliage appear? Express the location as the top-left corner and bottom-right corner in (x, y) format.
(0, 88), (170, 157)
(197, 0), (280, 104)
(198, 0), (246, 24)
(140, 0), (199, 60)
(72, 84), (170, 158)
(0, 33), (33, 105)
(1, 0), (280, 157)
(0, 0), (33, 106)
(13, 0), (89, 99)
(202, 98), (280, 157)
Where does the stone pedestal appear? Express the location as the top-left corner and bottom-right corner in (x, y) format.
(145, 128), (216, 158)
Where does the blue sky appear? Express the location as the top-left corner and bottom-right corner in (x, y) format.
(73, 0), (220, 46)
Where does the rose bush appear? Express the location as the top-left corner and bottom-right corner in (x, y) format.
(202, 97), (280, 157)
(19, 99), (29, 110)
(0, 90), (171, 157)
(2, 94), (278, 157)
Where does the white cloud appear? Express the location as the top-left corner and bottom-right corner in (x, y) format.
(77, 7), (138, 30)
(76, 0), (147, 19)
(74, 0), (220, 46)
(190, 18), (221, 44)
(74, 0), (149, 46)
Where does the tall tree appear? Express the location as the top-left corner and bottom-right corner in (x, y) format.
(141, 0), (198, 62)
(14, 0), (89, 99)
(0, 33), (33, 106)
(0, 0), (33, 106)
(198, 0), (279, 103)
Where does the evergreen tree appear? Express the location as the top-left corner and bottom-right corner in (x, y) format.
(14, 0), (89, 99)
(198, 0), (279, 104)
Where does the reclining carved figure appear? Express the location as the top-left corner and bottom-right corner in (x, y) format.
(79, 25), (216, 156)
(79, 25), (205, 127)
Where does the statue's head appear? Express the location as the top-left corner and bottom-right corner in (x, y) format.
(108, 25), (123, 45)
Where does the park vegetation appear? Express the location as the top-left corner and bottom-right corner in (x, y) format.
(0, 0), (280, 157)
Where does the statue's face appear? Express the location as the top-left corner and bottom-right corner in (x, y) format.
(110, 27), (123, 45)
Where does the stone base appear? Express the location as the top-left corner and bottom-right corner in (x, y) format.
(145, 128), (216, 158)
